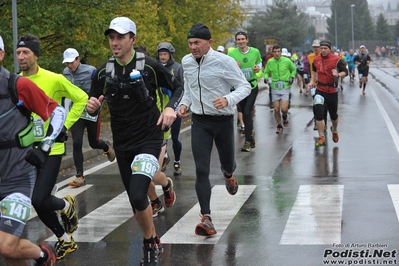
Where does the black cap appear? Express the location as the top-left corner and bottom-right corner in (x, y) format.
(187, 23), (211, 40)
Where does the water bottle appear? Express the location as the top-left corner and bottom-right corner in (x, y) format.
(130, 69), (149, 102)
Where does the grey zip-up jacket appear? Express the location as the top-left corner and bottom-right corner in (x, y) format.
(63, 63), (96, 94)
(181, 48), (251, 116)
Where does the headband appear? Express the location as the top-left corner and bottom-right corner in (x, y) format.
(235, 31), (248, 39)
(17, 40), (40, 57)
(319, 41), (331, 49)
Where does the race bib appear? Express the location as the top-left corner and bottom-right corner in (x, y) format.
(241, 68), (253, 79)
(131, 154), (159, 180)
(314, 94), (325, 105)
(359, 74), (363, 79)
(275, 81), (285, 89)
(33, 117), (45, 138)
(80, 109), (98, 122)
(1, 193), (31, 224)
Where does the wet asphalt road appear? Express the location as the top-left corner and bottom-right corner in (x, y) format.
(4, 57), (399, 266)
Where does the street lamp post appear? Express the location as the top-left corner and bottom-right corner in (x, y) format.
(351, 4), (355, 51)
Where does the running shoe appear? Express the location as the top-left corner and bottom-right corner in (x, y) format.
(330, 127), (339, 143)
(315, 136), (326, 147)
(276, 124), (283, 134)
(250, 130), (256, 148)
(152, 202), (165, 218)
(241, 141), (251, 152)
(173, 162), (182, 175)
(161, 156), (170, 172)
(195, 214), (217, 236)
(283, 119), (289, 127)
(69, 175), (86, 187)
(141, 241), (159, 266)
(362, 90), (366, 95)
(35, 244), (57, 266)
(104, 140), (115, 162)
(225, 175), (238, 195)
(154, 236), (164, 257)
(163, 177), (176, 208)
(59, 195), (78, 234)
(54, 236), (78, 259)
(140, 237), (164, 266)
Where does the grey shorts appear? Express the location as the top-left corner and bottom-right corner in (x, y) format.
(271, 89), (291, 102)
(0, 169), (36, 237)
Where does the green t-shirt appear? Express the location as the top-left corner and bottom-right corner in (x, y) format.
(228, 47), (263, 88)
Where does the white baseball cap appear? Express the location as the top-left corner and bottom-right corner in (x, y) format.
(217, 46), (225, 52)
(62, 48), (79, 63)
(0, 35), (4, 50)
(282, 48), (289, 56)
(104, 17), (136, 36)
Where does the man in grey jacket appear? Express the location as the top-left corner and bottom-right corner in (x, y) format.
(177, 23), (251, 236)
(62, 48), (115, 187)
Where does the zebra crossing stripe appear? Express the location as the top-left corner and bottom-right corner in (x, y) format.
(46, 186), (164, 242)
(29, 185), (93, 221)
(388, 184), (399, 222)
(280, 185), (343, 245)
(161, 185), (257, 244)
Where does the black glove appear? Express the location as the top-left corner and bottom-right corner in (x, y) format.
(55, 126), (68, 142)
(25, 148), (48, 169)
(264, 78), (268, 84)
(288, 77), (294, 85)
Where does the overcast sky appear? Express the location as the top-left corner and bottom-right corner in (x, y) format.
(368, 0), (399, 9)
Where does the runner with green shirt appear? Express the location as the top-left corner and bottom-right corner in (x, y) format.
(228, 31), (262, 152)
(264, 44), (296, 134)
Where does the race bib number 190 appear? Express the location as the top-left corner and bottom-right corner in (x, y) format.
(131, 154), (159, 180)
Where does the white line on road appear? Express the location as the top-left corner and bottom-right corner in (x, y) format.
(370, 85), (399, 153)
(57, 160), (116, 188)
(161, 185), (257, 245)
(280, 185), (343, 245)
(46, 186), (164, 242)
(29, 185), (93, 221)
(388, 184), (399, 222)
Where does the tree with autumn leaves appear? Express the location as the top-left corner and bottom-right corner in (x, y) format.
(0, 0), (245, 72)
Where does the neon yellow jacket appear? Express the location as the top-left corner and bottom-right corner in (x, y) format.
(22, 66), (88, 155)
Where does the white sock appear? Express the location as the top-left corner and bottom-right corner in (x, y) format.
(61, 232), (71, 241)
(62, 201), (70, 212)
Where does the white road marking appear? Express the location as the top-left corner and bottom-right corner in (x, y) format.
(46, 186), (164, 242)
(370, 85), (399, 153)
(161, 185), (257, 244)
(57, 160), (116, 188)
(280, 185), (343, 245)
(388, 184), (399, 222)
(29, 185), (93, 220)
